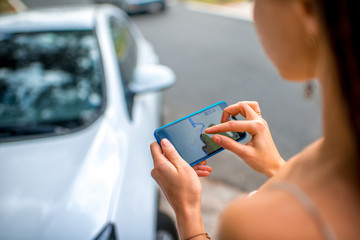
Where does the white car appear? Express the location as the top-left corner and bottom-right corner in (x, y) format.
(0, 4), (176, 240)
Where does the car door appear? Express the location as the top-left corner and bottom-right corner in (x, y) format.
(106, 12), (160, 239)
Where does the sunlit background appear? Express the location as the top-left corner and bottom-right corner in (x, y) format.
(0, 0), (321, 239)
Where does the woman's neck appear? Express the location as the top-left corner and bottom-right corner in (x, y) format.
(316, 47), (358, 180)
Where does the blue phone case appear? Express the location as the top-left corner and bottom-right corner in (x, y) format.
(154, 101), (247, 166)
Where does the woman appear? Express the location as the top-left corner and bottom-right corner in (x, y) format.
(150, 0), (360, 239)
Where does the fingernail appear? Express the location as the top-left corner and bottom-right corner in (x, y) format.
(161, 139), (170, 147)
(205, 127), (213, 133)
(213, 135), (221, 144)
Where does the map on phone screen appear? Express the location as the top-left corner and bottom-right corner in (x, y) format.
(188, 115), (240, 155)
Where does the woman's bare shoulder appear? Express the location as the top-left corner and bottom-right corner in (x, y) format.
(218, 189), (322, 240)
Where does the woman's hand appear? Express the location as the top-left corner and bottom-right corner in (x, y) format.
(205, 101), (285, 178)
(150, 139), (207, 239)
(151, 139), (203, 212)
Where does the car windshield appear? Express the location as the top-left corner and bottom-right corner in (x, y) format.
(0, 30), (104, 139)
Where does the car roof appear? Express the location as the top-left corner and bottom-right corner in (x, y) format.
(0, 5), (106, 32)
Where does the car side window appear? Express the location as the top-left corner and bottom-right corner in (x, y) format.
(109, 16), (138, 118)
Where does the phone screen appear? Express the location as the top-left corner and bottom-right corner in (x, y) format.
(154, 102), (246, 166)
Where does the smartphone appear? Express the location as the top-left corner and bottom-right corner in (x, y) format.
(154, 101), (246, 166)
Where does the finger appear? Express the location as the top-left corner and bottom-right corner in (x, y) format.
(195, 170), (211, 177)
(205, 120), (258, 136)
(211, 134), (251, 160)
(195, 160), (207, 166)
(222, 102), (259, 121)
(150, 142), (168, 167)
(192, 164), (213, 172)
(221, 102), (260, 123)
(161, 139), (186, 168)
(242, 101), (261, 114)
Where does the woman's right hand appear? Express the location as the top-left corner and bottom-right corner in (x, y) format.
(205, 101), (285, 178)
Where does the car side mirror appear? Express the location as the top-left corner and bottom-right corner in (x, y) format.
(129, 64), (176, 94)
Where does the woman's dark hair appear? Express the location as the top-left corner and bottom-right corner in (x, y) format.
(316, 1), (360, 175)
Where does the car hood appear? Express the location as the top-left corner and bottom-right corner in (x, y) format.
(0, 117), (126, 240)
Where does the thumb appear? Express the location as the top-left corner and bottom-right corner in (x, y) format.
(212, 135), (250, 160)
(161, 139), (185, 167)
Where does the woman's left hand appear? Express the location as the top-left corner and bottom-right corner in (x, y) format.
(151, 139), (207, 213)
(150, 139), (208, 239)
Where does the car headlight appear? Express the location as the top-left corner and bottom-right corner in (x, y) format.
(93, 223), (117, 240)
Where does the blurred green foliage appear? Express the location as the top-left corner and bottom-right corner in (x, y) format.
(0, 0), (16, 13)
